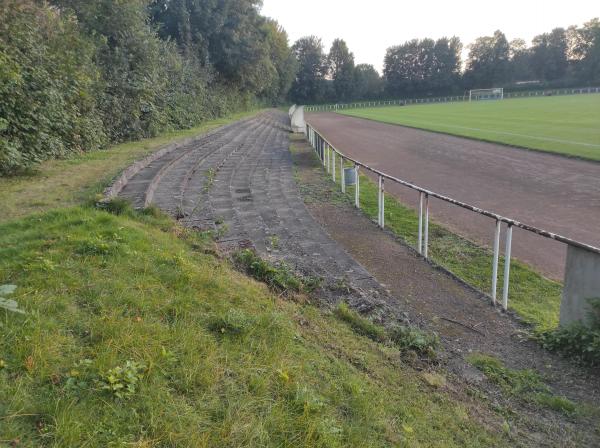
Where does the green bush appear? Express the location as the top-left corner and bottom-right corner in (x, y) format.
(539, 298), (600, 366)
(0, 0), (288, 174)
(0, 1), (106, 174)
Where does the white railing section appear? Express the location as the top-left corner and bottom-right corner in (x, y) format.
(305, 122), (600, 311)
(304, 86), (600, 112)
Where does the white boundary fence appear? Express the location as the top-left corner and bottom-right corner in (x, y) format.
(305, 86), (600, 112)
(305, 122), (600, 319)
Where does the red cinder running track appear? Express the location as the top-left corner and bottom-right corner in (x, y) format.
(307, 112), (600, 280)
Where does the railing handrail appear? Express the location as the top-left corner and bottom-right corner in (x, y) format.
(306, 121), (600, 256)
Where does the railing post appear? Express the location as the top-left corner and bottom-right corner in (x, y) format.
(354, 164), (360, 208)
(325, 144), (330, 172)
(378, 176), (385, 229)
(502, 224), (513, 311)
(418, 192), (424, 254)
(341, 157), (346, 193)
(424, 194), (430, 258)
(491, 220), (501, 305)
(332, 150), (336, 182)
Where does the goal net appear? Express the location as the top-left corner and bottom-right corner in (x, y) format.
(469, 88), (504, 101)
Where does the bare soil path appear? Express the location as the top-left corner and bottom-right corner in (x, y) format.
(307, 112), (600, 280)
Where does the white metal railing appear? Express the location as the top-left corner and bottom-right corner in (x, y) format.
(304, 86), (600, 112)
(305, 122), (600, 311)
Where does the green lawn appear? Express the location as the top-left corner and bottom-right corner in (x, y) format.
(340, 94), (600, 160)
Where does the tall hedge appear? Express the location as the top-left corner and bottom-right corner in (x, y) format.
(0, 0), (294, 175)
(0, 2), (105, 173)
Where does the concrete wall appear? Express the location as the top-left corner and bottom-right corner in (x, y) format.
(560, 245), (600, 327)
(291, 106), (306, 134)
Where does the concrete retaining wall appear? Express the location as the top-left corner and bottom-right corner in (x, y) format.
(560, 245), (600, 326)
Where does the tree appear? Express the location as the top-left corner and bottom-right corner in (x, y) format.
(570, 18), (600, 84)
(384, 37), (461, 97)
(530, 28), (568, 81)
(509, 38), (533, 81)
(384, 39), (431, 96)
(262, 19), (298, 104)
(431, 37), (462, 94)
(464, 30), (511, 88)
(290, 36), (327, 104)
(354, 64), (382, 100)
(328, 39), (355, 101)
(151, 0), (279, 95)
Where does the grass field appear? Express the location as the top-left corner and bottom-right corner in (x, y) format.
(340, 94), (600, 161)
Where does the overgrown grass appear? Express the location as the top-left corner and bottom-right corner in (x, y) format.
(334, 303), (387, 343)
(0, 205), (513, 447)
(334, 303), (438, 357)
(468, 354), (577, 415)
(0, 109), (260, 223)
(233, 249), (303, 294)
(328, 157), (562, 331)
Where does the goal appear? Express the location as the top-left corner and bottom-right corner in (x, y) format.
(469, 88), (504, 101)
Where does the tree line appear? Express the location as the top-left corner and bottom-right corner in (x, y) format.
(1, 2), (599, 174)
(0, 0), (297, 174)
(289, 18), (600, 104)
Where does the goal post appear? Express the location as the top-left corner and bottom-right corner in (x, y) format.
(469, 88), (504, 102)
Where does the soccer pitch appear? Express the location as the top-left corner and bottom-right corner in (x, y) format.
(339, 94), (600, 161)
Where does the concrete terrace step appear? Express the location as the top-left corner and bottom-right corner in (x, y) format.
(118, 110), (395, 316)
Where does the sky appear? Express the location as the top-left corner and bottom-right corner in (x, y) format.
(260, 0), (599, 72)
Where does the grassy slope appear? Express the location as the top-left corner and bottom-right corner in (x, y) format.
(0, 110), (258, 223)
(330, 158), (562, 331)
(340, 94), (600, 160)
(0, 114), (513, 446)
(0, 207), (510, 447)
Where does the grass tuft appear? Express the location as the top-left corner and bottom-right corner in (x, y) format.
(468, 353), (576, 415)
(334, 303), (438, 357)
(95, 197), (132, 216)
(334, 303), (387, 343)
(233, 249), (303, 293)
